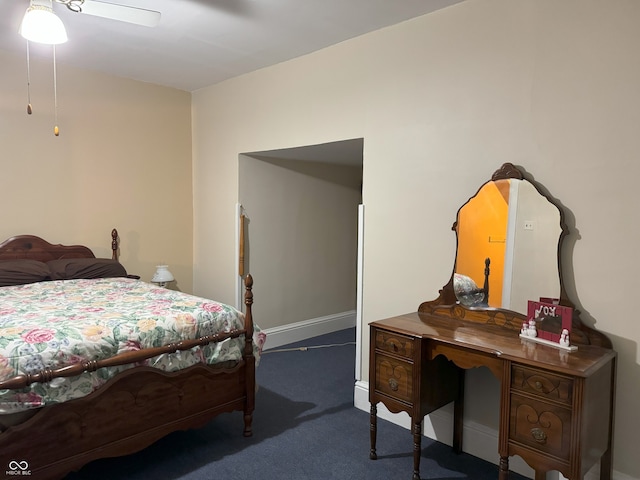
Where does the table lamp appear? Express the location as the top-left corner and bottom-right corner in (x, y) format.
(151, 264), (174, 288)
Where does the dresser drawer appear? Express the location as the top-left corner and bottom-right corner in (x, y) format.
(375, 330), (414, 359)
(374, 354), (414, 404)
(511, 365), (573, 405)
(509, 393), (572, 460)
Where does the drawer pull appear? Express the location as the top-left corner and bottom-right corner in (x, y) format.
(388, 378), (399, 391)
(388, 340), (398, 352)
(530, 428), (547, 444)
(535, 381), (543, 391)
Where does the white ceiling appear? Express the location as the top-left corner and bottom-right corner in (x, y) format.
(0, 0), (463, 92)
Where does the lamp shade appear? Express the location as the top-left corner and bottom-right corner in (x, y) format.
(151, 265), (174, 284)
(20, 2), (68, 45)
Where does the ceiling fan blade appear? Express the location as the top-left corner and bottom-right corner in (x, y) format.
(77, 1), (161, 27)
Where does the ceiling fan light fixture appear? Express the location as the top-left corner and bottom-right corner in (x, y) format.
(20, 2), (68, 45)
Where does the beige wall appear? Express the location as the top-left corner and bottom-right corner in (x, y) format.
(239, 155), (361, 330)
(0, 49), (194, 292)
(192, 0), (640, 477)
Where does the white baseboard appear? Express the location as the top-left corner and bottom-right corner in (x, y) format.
(261, 310), (356, 350)
(354, 381), (629, 480)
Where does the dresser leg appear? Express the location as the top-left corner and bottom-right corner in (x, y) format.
(498, 456), (509, 480)
(453, 368), (465, 453)
(600, 447), (613, 480)
(534, 471), (546, 480)
(412, 419), (422, 480)
(369, 403), (378, 460)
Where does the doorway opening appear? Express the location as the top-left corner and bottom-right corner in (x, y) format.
(238, 138), (364, 370)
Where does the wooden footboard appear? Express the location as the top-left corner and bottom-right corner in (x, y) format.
(1, 363), (251, 479)
(0, 275), (256, 480)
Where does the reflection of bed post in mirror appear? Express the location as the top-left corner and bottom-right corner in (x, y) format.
(482, 257), (490, 305)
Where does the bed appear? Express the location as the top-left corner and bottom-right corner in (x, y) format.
(0, 229), (259, 479)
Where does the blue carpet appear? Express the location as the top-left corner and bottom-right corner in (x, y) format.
(67, 328), (530, 479)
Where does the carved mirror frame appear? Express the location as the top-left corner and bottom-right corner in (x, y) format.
(418, 163), (611, 348)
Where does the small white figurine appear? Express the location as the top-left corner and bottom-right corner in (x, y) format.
(527, 319), (537, 337)
(521, 321), (529, 336)
(559, 329), (570, 347)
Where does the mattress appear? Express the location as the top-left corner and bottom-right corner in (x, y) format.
(0, 278), (263, 414)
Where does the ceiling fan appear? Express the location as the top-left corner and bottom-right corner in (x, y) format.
(58, 0), (160, 27)
(25, 0), (161, 29)
(54, 0), (160, 27)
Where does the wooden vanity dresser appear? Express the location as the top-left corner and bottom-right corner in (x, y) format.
(368, 164), (616, 480)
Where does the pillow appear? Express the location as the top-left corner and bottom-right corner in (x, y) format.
(0, 259), (51, 287)
(47, 258), (128, 280)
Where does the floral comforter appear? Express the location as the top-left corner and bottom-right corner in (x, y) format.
(0, 278), (264, 414)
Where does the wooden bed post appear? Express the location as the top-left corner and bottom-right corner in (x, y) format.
(243, 274), (255, 437)
(111, 229), (119, 261)
(243, 274), (254, 354)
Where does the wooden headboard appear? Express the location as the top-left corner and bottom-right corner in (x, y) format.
(0, 229), (119, 262)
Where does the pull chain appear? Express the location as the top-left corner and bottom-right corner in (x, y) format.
(26, 41), (33, 115)
(53, 44), (60, 136)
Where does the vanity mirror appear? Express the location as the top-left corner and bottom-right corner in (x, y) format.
(419, 163), (610, 348)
